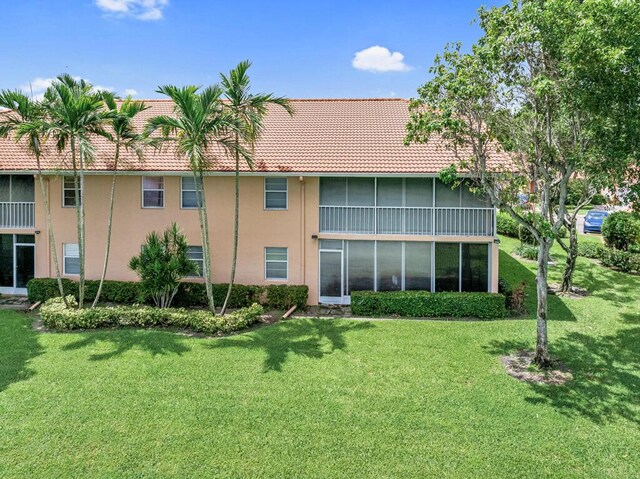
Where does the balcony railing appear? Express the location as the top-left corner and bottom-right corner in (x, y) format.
(319, 206), (495, 236)
(0, 202), (35, 229)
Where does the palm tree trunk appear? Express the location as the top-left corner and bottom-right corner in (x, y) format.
(92, 141), (120, 308)
(221, 136), (240, 315)
(70, 137), (85, 308)
(194, 171), (215, 314)
(35, 160), (67, 305)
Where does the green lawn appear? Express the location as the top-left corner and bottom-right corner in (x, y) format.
(1, 239), (639, 478)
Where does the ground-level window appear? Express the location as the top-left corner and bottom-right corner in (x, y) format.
(63, 176), (81, 207)
(264, 178), (288, 210)
(265, 247), (288, 280)
(181, 177), (201, 209)
(142, 176), (164, 208)
(319, 240), (489, 297)
(187, 246), (204, 277)
(63, 243), (80, 275)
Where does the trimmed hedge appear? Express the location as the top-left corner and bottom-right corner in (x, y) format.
(599, 248), (640, 273)
(602, 212), (640, 251)
(40, 296), (264, 334)
(514, 243), (538, 261)
(577, 241), (606, 259)
(496, 212), (519, 238)
(27, 278), (309, 310)
(350, 290), (506, 319)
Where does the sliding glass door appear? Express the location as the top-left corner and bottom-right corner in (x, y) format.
(0, 234), (35, 294)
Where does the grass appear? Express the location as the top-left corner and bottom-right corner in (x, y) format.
(1, 239), (639, 478)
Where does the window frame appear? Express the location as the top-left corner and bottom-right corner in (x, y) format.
(264, 177), (288, 211)
(62, 176), (82, 208)
(141, 176), (165, 209)
(180, 176), (200, 210)
(264, 247), (288, 281)
(186, 245), (204, 277)
(63, 243), (80, 276)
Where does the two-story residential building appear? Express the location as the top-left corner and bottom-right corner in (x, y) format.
(0, 98), (508, 303)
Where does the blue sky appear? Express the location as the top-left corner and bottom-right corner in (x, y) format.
(1, 0), (503, 100)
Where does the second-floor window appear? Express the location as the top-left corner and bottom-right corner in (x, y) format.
(181, 176), (201, 209)
(63, 176), (81, 207)
(142, 177), (164, 208)
(264, 177), (288, 210)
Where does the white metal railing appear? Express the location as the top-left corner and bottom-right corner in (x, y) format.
(0, 202), (35, 229)
(319, 206), (495, 236)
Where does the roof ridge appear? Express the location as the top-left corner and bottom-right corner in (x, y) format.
(123, 98), (409, 102)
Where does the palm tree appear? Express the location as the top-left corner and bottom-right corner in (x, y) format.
(91, 93), (148, 308)
(40, 74), (113, 307)
(145, 85), (239, 314)
(0, 90), (67, 303)
(219, 61), (293, 315)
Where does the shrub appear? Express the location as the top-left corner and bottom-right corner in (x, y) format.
(350, 290), (506, 319)
(40, 296), (264, 334)
(599, 248), (640, 273)
(514, 243), (538, 261)
(129, 223), (197, 307)
(577, 240), (606, 259)
(497, 212), (519, 237)
(591, 193), (606, 205)
(28, 278), (307, 309)
(602, 212), (640, 251)
(265, 284), (309, 309)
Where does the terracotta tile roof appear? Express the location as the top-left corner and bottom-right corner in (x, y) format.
(0, 98), (511, 174)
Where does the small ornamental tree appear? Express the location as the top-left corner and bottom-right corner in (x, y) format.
(129, 223), (197, 308)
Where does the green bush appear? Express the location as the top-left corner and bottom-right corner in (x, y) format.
(40, 296), (264, 334)
(599, 248), (640, 273)
(591, 193), (606, 205)
(514, 243), (538, 261)
(265, 284), (309, 309)
(602, 212), (640, 251)
(350, 290), (506, 319)
(28, 278), (308, 310)
(577, 240), (606, 259)
(497, 212), (519, 237)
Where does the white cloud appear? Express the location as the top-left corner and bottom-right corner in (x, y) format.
(352, 46), (411, 73)
(19, 76), (113, 99)
(124, 88), (138, 96)
(94, 0), (168, 21)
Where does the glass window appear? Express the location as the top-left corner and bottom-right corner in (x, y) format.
(405, 242), (432, 290)
(63, 176), (81, 207)
(265, 177), (288, 210)
(347, 241), (374, 294)
(460, 180), (489, 207)
(377, 241), (402, 291)
(0, 176), (9, 202)
(186, 246), (204, 277)
(0, 234), (13, 287)
(461, 243), (489, 292)
(319, 177), (346, 206)
(319, 239), (343, 250)
(435, 243), (460, 292)
(142, 176), (164, 208)
(181, 177), (201, 209)
(63, 243), (80, 275)
(265, 247), (288, 280)
(11, 176), (34, 202)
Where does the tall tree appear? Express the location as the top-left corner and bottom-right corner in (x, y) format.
(40, 74), (113, 308)
(91, 93), (148, 308)
(406, 0), (640, 367)
(0, 91), (67, 303)
(145, 85), (239, 314)
(219, 61), (292, 315)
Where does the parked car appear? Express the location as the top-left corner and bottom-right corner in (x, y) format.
(583, 210), (609, 234)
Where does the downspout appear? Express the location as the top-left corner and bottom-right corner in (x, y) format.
(300, 176), (305, 284)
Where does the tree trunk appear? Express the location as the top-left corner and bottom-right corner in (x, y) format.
(35, 170), (67, 305)
(534, 238), (552, 368)
(70, 137), (85, 308)
(92, 142), (120, 308)
(560, 217), (578, 293)
(194, 171), (215, 314)
(221, 137), (240, 315)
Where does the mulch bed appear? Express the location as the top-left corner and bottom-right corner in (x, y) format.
(501, 350), (573, 385)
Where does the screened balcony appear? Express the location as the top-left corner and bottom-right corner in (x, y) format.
(319, 177), (495, 236)
(0, 175), (35, 229)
